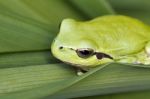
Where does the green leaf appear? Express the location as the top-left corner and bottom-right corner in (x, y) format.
(70, 0), (115, 18)
(0, 63), (74, 94)
(108, 0), (150, 24)
(0, 51), (59, 68)
(1, 63), (150, 99)
(48, 63), (150, 99)
(0, 63), (107, 99)
(79, 90), (150, 99)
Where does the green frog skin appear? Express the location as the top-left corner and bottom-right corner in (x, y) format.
(51, 15), (150, 74)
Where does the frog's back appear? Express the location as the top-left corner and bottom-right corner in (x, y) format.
(89, 15), (150, 38)
(85, 15), (150, 55)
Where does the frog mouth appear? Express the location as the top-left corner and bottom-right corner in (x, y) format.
(60, 52), (113, 66)
(55, 51), (113, 66)
(62, 61), (84, 67)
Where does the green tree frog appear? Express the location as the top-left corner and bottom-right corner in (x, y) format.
(51, 15), (150, 75)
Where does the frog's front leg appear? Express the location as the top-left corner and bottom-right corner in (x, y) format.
(74, 67), (89, 76)
(117, 41), (150, 65)
(145, 41), (150, 57)
(133, 42), (150, 65)
(143, 41), (150, 64)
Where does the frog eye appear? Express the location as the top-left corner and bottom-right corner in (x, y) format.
(76, 48), (94, 58)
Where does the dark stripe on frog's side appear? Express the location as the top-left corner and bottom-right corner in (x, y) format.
(94, 52), (113, 60)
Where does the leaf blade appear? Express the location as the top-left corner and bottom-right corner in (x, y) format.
(70, 0), (115, 19)
(0, 51), (59, 68)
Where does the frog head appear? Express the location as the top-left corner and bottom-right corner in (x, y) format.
(51, 18), (114, 67)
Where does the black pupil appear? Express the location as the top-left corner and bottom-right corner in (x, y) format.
(80, 50), (91, 56)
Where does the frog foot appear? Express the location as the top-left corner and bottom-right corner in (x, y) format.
(145, 41), (150, 57)
(143, 57), (150, 65)
(145, 48), (150, 57)
(143, 41), (150, 64)
(134, 61), (142, 64)
(74, 67), (89, 76)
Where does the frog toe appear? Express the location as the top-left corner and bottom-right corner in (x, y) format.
(146, 48), (150, 57)
(134, 61), (142, 64)
(145, 41), (150, 57)
(144, 57), (150, 65)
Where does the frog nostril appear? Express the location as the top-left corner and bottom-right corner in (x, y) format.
(59, 46), (63, 49)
